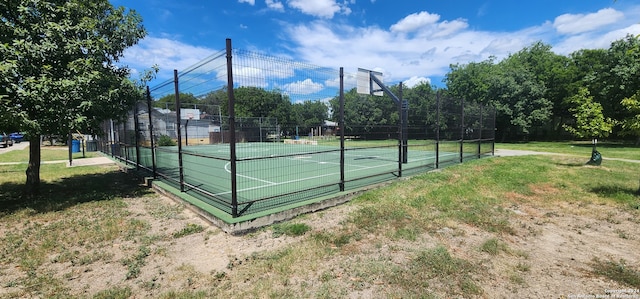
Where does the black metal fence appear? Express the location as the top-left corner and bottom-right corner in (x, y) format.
(98, 39), (495, 218)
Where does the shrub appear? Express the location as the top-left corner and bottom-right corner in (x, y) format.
(157, 135), (176, 146)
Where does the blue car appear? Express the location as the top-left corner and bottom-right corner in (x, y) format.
(9, 132), (24, 143)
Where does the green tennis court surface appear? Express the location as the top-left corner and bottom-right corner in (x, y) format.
(147, 142), (458, 215)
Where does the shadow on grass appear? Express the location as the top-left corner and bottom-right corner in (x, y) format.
(0, 170), (152, 215)
(501, 140), (639, 147)
(571, 142), (640, 149)
(590, 185), (640, 205)
(553, 161), (588, 167)
(590, 185), (637, 196)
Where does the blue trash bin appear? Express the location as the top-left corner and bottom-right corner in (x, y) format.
(72, 139), (81, 153)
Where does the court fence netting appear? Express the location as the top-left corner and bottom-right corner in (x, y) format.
(97, 39), (495, 226)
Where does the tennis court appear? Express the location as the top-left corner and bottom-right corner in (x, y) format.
(145, 141), (459, 216)
(101, 41), (496, 226)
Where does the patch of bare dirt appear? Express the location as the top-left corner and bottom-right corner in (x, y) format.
(4, 184), (638, 298)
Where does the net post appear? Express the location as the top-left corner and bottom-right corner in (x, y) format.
(339, 67), (345, 192)
(174, 69), (185, 192)
(226, 38), (238, 218)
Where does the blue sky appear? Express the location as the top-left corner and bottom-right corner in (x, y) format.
(114, 0), (640, 90)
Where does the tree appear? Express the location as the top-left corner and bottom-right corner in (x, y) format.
(329, 88), (399, 138)
(601, 35), (640, 120)
(0, 0), (146, 196)
(153, 92), (200, 109)
(446, 57), (497, 105)
(219, 86), (294, 132)
(404, 82), (437, 127)
(508, 42), (574, 137)
(492, 54), (552, 141)
(292, 100), (328, 133)
(563, 87), (614, 159)
(445, 52), (553, 141)
(622, 94), (640, 193)
(619, 91), (640, 144)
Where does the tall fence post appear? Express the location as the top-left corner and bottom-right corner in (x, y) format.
(478, 104), (483, 158)
(226, 38), (238, 218)
(133, 102), (141, 170)
(460, 98), (465, 163)
(109, 121), (114, 156)
(339, 67), (345, 192)
(397, 82), (404, 176)
(492, 107), (496, 155)
(68, 132), (73, 166)
(146, 86), (157, 178)
(174, 69), (185, 192)
(401, 85), (408, 165)
(123, 113), (129, 165)
(436, 91), (440, 169)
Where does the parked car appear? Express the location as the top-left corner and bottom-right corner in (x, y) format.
(0, 133), (14, 148)
(9, 132), (24, 143)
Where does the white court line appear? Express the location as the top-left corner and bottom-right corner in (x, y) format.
(213, 151), (454, 198)
(324, 151), (439, 164)
(224, 162), (277, 185)
(214, 158), (417, 197)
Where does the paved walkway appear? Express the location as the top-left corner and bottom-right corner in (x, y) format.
(0, 140), (30, 153)
(0, 141), (117, 167)
(0, 156), (116, 167)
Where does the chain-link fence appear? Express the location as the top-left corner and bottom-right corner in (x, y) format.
(99, 39), (495, 219)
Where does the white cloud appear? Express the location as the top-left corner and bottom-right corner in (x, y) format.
(287, 0), (350, 19)
(553, 23), (640, 55)
(265, 0), (284, 11)
(432, 19), (469, 38)
(124, 4), (640, 90)
(404, 76), (431, 88)
(390, 11), (440, 33)
(233, 67), (269, 88)
(122, 37), (215, 75)
(284, 20), (519, 85)
(322, 73), (357, 89)
(281, 5), (640, 86)
(283, 78), (324, 94)
(238, 0), (255, 5)
(553, 8), (624, 35)
(390, 12), (467, 39)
